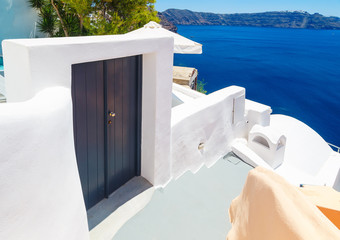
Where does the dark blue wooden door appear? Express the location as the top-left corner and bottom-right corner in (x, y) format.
(72, 55), (142, 210)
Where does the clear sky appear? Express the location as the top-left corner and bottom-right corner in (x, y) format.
(156, 0), (340, 17)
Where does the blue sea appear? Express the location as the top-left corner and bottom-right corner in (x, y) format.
(174, 25), (340, 147)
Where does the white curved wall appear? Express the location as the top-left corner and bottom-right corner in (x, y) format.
(270, 114), (332, 175)
(0, 87), (89, 240)
(1, 34), (174, 238)
(171, 86), (246, 179)
(270, 114), (340, 187)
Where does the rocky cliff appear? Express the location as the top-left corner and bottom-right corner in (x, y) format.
(161, 9), (340, 30)
(158, 12), (178, 32)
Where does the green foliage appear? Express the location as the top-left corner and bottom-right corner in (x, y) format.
(37, 3), (56, 36)
(197, 79), (207, 94)
(83, 0), (159, 35)
(29, 0), (159, 37)
(28, 0), (45, 9)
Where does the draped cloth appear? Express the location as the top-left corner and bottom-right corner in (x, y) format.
(227, 167), (340, 240)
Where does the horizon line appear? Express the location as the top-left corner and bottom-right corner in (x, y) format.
(160, 8), (340, 18)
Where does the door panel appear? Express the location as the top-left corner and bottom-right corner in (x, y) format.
(72, 61), (105, 209)
(72, 55), (142, 210)
(105, 56), (140, 194)
(125, 57), (137, 180)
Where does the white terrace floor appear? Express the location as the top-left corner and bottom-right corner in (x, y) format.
(112, 154), (252, 240)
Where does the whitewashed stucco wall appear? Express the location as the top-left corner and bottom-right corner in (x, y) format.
(171, 86), (246, 179)
(1, 35), (174, 238)
(2, 34), (174, 187)
(0, 87), (89, 240)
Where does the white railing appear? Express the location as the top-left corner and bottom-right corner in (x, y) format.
(328, 142), (340, 153)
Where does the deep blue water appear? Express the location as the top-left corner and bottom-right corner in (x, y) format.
(175, 25), (340, 146)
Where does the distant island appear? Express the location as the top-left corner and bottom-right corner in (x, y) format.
(161, 9), (340, 30)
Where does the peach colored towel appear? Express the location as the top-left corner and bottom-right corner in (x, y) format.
(227, 167), (340, 240)
(300, 185), (340, 229)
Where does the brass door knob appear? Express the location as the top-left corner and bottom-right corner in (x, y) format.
(109, 112), (116, 117)
(108, 120), (112, 124)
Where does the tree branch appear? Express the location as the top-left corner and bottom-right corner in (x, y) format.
(50, 0), (69, 37)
